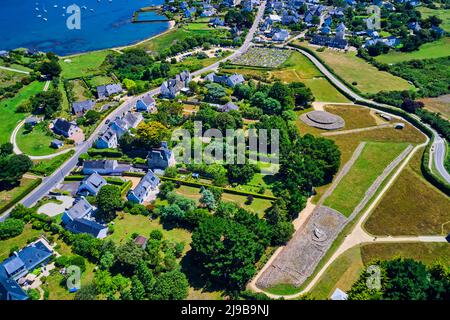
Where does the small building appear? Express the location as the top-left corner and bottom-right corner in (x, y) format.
(50, 139), (64, 149)
(72, 100), (95, 117)
(379, 113), (392, 121)
(0, 50), (9, 58)
(147, 142), (175, 170)
(96, 128), (118, 149)
(127, 170), (161, 204)
(24, 116), (41, 129)
(217, 101), (239, 112)
(136, 95), (156, 113)
(134, 235), (148, 249)
(331, 288), (348, 300)
(210, 17), (225, 27)
(77, 173), (107, 196)
(82, 159), (128, 175)
(97, 83), (123, 100)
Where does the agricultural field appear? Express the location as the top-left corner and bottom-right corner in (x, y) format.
(364, 147), (450, 236)
(270, 51), (350, 103)
(0, 80), (45, 144)
(16, 124), (63, 156)
(309, 46), (414, 94)
(418, 94), (450, 119)
(309, 242), (450, 299)
(232, 47), (291, 68)
(60, 50), (112, 79)
(323, 142), (410, 217)
(375, 37), (450, 64)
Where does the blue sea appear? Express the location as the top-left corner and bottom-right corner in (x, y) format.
(0, 0), (169, 56)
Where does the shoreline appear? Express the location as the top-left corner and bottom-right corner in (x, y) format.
(58, 20), (176, 58)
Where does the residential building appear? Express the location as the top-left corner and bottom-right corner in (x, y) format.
(160, 70), (191, 99)
(310, 35), (348, 49)
(65, 218), (108, 239)
(273, 29), (290, 41)
(62, 197), (95, 225)
(72, 100), (95, 117)
(97, 83), (123, 99)
(127, 170), (161, 204)
(147, 142), (175, 170)
(335, 22), (347, 39)
(134, 235), (149, 249)
(210, 17), (225, 26)
(51, 119), (84, 142)
(204, 72), (245, 87)
(136, 95), (157, 113)
(217, 101), (239, 112)
(77, 173), (107, 196)
(96, 128), (118, 149)
(82, 159), (129, 175)
(110, 112), (143, 138)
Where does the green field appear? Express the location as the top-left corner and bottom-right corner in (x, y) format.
(137, 28), (193, 53)
(375, 37), (450, 64)
(418, 7), (450, 32)
(87, 75), (114, 87)
(324, 142), (409, 216)
(16, 124), (59, 156)
(311, 46), (414, 94)
(0, 68), (28, 88)
(0, 224), (42, 261)
(31, 150), (75, 176)
(0, 81), (45, 144)
(60, 50), (112, 79)
(270, 51), (350, 103)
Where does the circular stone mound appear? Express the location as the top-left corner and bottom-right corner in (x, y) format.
(300, 110), (345, 130)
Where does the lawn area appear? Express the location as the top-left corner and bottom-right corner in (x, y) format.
(174, 185), (273, 217)
(309, 241), (450, 299)
(0, 224), (41, 261)
(69, 79), (92, 101)
(0, 68), (27, 88)
(309, 246), (363, 300)
(60, 50), (112, 79)
(109, 213), (192, 250)
(87, 75), (114, 87)
(364, 147), (450, 236)
(310, 46), (413, 94)
(0, 81), (45, 144)
(182, 22), (215, 33)
(323, 142), (409, 216)
(137, 28), (193, 53)
(31, 150), (75, 176)
(323, 105), (380, 130)
(271, 51), (350, 103)
(418, 7), (450, 32)
(16, 124), (59, 156)
(419, 94), (450, 119)
(375, 37), (450, 64)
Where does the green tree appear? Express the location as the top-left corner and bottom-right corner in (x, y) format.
(96, 185), (122, 222)
(136, 121), (170, 149)
(150, 270), (189, 300)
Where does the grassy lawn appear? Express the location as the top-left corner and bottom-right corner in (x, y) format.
(375, 37), (450, 64)
(324, 142), (409, 216)
(418, 94), (450, 119)
(265, 283), (301, 296)
(182, 22), (215, 33)
(0, 224), (41, 261)
(324, 105), (379, 130)
(70, 79), (92, 101)
(87, 75), (114, 87)
(60, 50), (112, 79)
(271, 51), (350, 103)
(418, 7), (450, 32)
(0, 81), (45, 144)
(137, 28), (193, 53)
(309, 242), (450, 299)
(0, 68), (27, 88)
(16, 124), (58, 156)
(31, 150), (75, 176)
(109, 213), (192, 250)
(174, 185), (273, 217)
(364, 147), (450, 236)
(309, 246), (363, 300)
(310, 46), (413, 94)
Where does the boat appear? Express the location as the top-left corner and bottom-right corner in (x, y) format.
(82, 6), (87, 10)
(37, 14), (42, 18)
(54, 5), (58, 8)
(90, 9), (94, 12)
(43, 18), (48, 21)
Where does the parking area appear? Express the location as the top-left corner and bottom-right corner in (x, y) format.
(37, 195), (74, 217)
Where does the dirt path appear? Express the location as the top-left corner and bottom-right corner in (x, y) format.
(321, 123), (393, 136)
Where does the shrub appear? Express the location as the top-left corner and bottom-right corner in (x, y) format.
(0, 218), (25, 240)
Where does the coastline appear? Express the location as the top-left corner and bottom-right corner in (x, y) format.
(59, 20), (176, 58)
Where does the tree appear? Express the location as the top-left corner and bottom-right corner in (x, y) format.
(136, 121), (170, 149)
(0, 154), (33, 189)
(96, 185), (122, 222)
(271, 221), (294, 245)
(115, 241), (145, 274)
(150, 270), (189, 300)
(401, 98), (424, 113)
(39, 59), (61, 77)
(30, 90), (62, 118)
(0, 143), (13, 156)
(227, 163), (258, 185)
(199, 188), (216, 210)
(204, 83), (227, 103)
(268, 81), (294, 110)
(0, 218), (24, 240)
(74, 283), (98, 300)
(130, 275), (146, 300)
(137, 262), (155, 295)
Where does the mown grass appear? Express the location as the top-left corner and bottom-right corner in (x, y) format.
(323, 105), (379, 130)
(0, 68), (27, 88)
(60, 50), (112, 79)
(270, 51), (350, 103)
(0, 224), (41, 261)
(137, 28), (193, 53)
(0, 81), (45, 144)
(364, 147), (450, 236)
(323, 142), (409, 216)
(375, 37), (450, 64)
(418, 7), (450, 32)
(310, 46), (413, 94)
(16, 124), (58, 156)
(419, 94), (450, 119)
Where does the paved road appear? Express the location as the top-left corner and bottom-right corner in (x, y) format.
(288, 45), (450, 184)
(0, 1), (267, 221)
(0, 66), (30, 74)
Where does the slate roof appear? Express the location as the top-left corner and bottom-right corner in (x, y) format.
(53, 119), (76, 135)
(218, 102), (239, 112)
(65, 218), (107, 238)
(16, 241), (52, 271)
(79, 173), (107, 194)
(129, 170), (160, 202)
(97, 83), (123, 99)
(83, 160), (118, 171)
(66, 197), (94, 220)
(0, 267), (28, 300)
(72, 100), (95, 115)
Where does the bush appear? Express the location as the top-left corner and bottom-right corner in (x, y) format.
(0, 218), (25, 240)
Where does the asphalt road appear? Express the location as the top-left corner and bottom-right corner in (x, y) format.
(433, 136), (450, 182)
(0, 1), (267, 221)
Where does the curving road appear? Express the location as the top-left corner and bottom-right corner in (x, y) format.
(288, 45), (450, 184)
(0, 1), (267, 221)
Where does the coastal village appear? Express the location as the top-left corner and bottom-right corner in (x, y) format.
(0, 0), (448, 302)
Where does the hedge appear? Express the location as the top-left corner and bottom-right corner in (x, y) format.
(87, 148), (123, 158)
(0, 178), (43, 215)
(123, 172), (277, 200)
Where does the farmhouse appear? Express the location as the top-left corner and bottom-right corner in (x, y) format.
(127, 170), (161, 204)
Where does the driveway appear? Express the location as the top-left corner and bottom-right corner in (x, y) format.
(37, 196), (74, 217)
